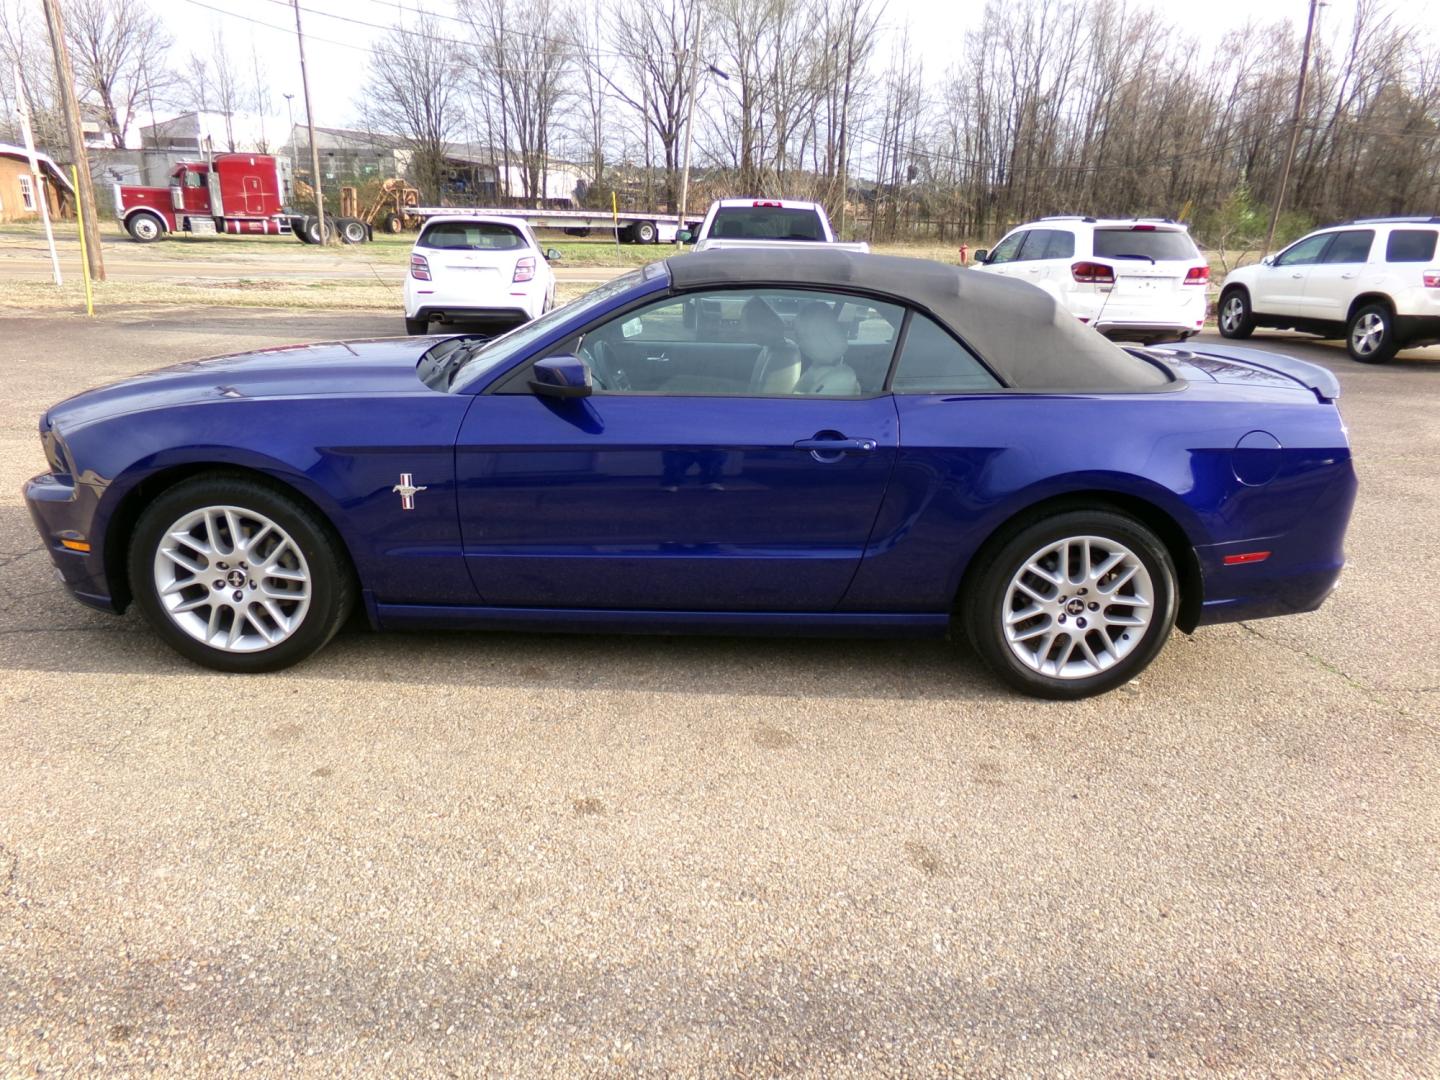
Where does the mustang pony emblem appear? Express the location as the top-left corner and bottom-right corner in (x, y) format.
(392, 473), (427, 510)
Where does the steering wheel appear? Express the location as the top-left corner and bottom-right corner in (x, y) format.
(582, 339), (629, 392)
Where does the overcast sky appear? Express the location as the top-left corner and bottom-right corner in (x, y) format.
(183, 0), (1440, 138)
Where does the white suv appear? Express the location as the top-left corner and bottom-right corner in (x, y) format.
(1217, 217), (1440, 363)
(404, 215), (558, 336)
(974, 217), (1208, 345)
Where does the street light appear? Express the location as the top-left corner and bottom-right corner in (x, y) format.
(282, 92), (295, 146)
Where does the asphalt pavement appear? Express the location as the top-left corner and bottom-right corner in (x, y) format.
(1, 308), (1437, 1076)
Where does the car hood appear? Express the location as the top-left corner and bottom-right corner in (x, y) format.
(46, 336), (448, 431)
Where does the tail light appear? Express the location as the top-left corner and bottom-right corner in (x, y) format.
(1184, 266), (1209, 285)
(513, 256), (536, 282)
(1071, 261), (1115, 284)
(409, 254), (430, 281)
(1423, 269), (1440, 288)
(752, 200), (783, 207)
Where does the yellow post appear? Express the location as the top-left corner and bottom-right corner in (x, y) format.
(612, 190), (620, 251)
(70, 164), (94, 316)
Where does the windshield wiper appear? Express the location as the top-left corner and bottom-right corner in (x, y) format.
(1109, 252), (1157, 263)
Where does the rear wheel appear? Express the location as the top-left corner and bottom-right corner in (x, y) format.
(631, 220), (658, 244)
(405, 316), (430, 335)
(964, 510), (1178, 699)
(1347, 302), (1398, 363)
(383, 212), (403, 234)
(339, 218), (368, 244)
(303, 217), (332, 245)
(1217, 288), (1255, 339)
(126, 212), (164, 243)
(129, 476), (353, 673)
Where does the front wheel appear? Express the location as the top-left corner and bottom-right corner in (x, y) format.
(1217, 288), (1255, 339)
(126, 212), (164, 243)
(1347, 303), (1399, 363)
(129, 476), (354, 673)
(964, 510), (1178, 699)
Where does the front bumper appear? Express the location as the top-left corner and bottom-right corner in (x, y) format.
(23, 472), (118, 613)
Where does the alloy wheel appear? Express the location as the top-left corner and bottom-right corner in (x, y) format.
(1351, 312), (1385, 356)
(1220, 295), (1245, 333)
(1001, 534), (1154, 680)
(152, 505), (312, 653)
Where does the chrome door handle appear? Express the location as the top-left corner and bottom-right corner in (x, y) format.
(1340, 272), (1358, 279)
(794, 435), (877, 462)
(1291, 272), (1304, 279)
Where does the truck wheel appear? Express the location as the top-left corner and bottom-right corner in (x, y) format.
(339, 218), (368, 244)
(632, 220), (658, 244)
(383, 213), (403, 234)
(126, 212), (164, 243)
(303, 218), (332, 244)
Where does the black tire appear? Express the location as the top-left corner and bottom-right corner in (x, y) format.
(405, 316), (430, 335)
(383, 213), (403, 234)
(303, 217), (332, 245)
(633, 220), (658, 244)
(128, 475), (354, 674)
(963, 509), (1178, 700)
(1346, 302), (1399, 364)
(1217, 287), (1255, 339)
(339, 218), (369, 244)
(126, 211), (164, 243)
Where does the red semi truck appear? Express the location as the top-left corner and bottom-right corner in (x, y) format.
(114, 153), (369, 244)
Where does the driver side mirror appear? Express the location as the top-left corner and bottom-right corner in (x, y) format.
(544, 247), (562, 261)
(1261, 254), (1275, 266)
(529, 355), (592, 399)
(677, 229), (693, 243)
(973, 248), (989, 264)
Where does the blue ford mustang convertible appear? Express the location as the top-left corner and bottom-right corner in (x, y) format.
(24, 250), (1356, 698)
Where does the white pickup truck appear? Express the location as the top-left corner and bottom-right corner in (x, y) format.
(684, 198), (870, 253)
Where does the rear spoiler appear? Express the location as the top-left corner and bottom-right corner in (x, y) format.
(1184, 343), (1341, 403)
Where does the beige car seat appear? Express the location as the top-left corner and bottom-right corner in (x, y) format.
(793, 305), (859, 395)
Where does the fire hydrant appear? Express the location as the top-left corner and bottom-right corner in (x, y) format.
(958, 243), (969, 264)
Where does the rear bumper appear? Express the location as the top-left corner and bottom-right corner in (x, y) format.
(410, 305), (533, 330)
(1393, 314), (1440, 348)
(23, 472), (119, 613)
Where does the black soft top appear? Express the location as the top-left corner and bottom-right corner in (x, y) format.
(665, 249), (1176, 393)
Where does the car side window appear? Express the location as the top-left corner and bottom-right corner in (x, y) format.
(1386, 230), (1438, 263)
(575, 288), (905, 397)
(1274, 233), (1333, 267)
(987, 232), (1026, 265)
(1040, 230), (1075, 259)
(1320, 230), (1374, 264)
(890, 313), (1001, 394)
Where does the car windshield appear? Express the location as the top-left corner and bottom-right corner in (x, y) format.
(445, 268), (653, 392)
(1092, 228), (1198, 262)
(419, 221), (526, 251)
(709, 206), (825, 241)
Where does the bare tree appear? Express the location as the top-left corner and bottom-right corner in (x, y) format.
(358, 14), (465, 203)
(462, 0), (578, 204)
(209, 30), (242, 150)
(606, 0), (705, 211)
(64, 0), (174, 149)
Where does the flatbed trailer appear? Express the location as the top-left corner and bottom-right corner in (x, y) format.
(412, 205), (703, 245)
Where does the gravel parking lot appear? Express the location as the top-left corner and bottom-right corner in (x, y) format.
(2, 307), (1437, 1076)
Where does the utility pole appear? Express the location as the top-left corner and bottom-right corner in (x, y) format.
(1261, 0), (1320, 258)
(675, 2), (703, 235)
(40, 0), (104, 281)
(292, 0), (327, 242)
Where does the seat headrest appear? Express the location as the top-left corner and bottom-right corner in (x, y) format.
(741, 296), (788, 345)
(794, 308), (848, 365)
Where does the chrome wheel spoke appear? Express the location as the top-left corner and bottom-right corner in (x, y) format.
(154, 504), (311, 654)
(1002, 534), (1156, 681)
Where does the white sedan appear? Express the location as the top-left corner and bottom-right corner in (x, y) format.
(403, 215), (558, 335)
